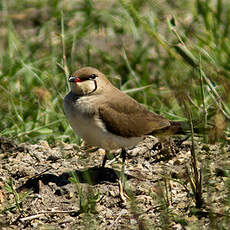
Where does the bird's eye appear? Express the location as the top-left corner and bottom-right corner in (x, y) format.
(89, 74), (97, 80)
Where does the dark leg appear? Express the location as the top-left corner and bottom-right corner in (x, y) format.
(121, 148), (127, 187)
(121, 148), (127, 165)
(101, 153), (108, 168)
(118, 148), (129, 202)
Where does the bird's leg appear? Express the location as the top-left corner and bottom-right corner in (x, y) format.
(118, 148), (130, 202)
(121, 148), (127, 187)
(101, 152), (108, 168)
(121, 148), (127, 165)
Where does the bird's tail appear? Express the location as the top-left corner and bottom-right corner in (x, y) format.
(172, 120), (212, 135)
(152, 121), (210, 136)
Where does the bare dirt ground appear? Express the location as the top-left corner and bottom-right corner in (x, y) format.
(0, 136), (229, 229)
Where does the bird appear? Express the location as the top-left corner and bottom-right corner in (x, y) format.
(64, 67), (187, 168)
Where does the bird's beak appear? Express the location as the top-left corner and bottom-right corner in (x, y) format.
(69, 76), (82, 83)
(69, 76), (76, 83)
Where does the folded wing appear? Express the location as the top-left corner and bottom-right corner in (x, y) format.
(99, 92), (170, 138)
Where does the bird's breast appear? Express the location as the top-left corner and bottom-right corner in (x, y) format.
(64, 93), (143, 149)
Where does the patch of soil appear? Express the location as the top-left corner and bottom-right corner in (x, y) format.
(0, 136), (229, 229)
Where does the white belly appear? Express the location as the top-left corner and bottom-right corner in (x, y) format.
(64, 93), (143, 150)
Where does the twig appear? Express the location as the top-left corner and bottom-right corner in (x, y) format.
(19, 209), (79, 222)
(105, 154), (121, 166)
(39, 209), (78, 214)
(109, 209), (127, 229)
(20, 214), (44, 222)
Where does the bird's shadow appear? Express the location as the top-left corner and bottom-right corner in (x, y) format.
(16, 166), (130, 194)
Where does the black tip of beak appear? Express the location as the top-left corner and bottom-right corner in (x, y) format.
(68, 76), (76, 82)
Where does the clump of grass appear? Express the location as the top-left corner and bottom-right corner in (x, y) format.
(69, 172), (100, 214)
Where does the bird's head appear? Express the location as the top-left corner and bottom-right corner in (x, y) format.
(68, 67), (111, 96)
